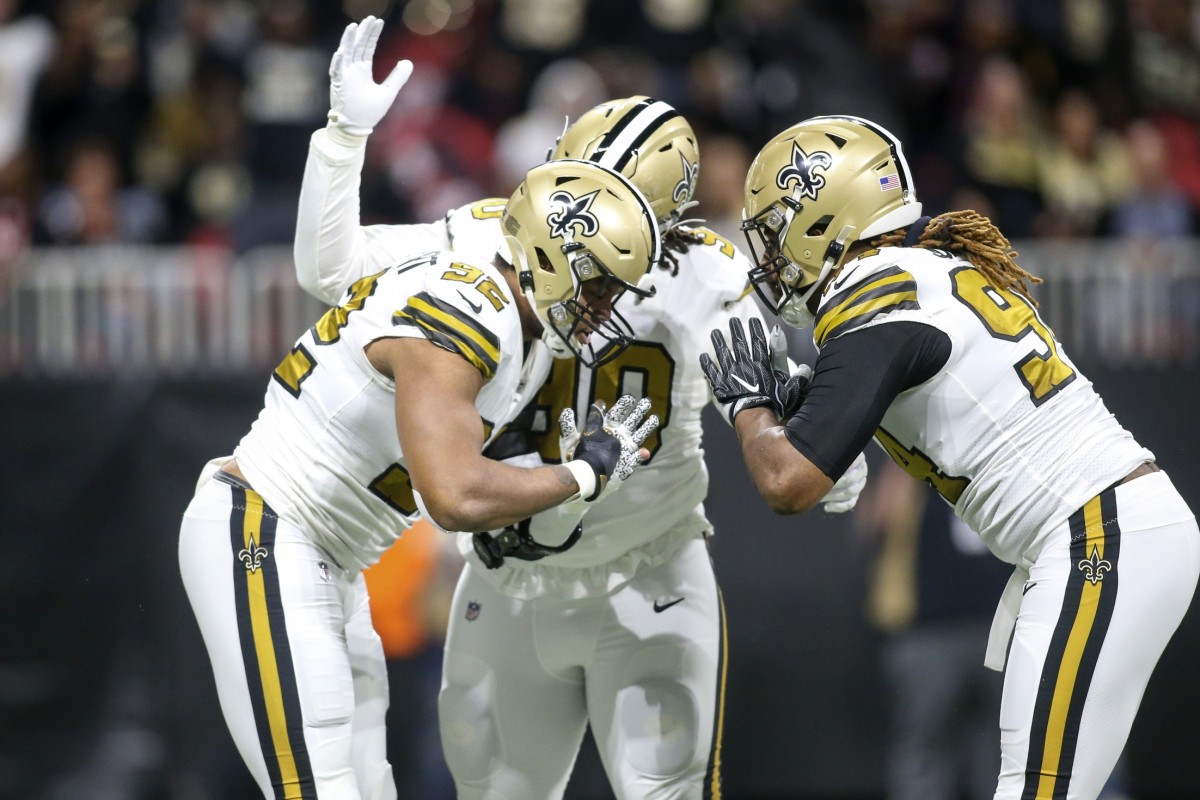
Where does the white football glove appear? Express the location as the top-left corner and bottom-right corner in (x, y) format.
(327, 15), (413, 138)
(560, 395), (658, 502)
(768, 324), (813, 420)
(822, 452), (868, 513)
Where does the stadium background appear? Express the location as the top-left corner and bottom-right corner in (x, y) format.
(2, 0), (1198, 798)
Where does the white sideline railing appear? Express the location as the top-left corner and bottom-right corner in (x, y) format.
(0, 240), (1197, 376)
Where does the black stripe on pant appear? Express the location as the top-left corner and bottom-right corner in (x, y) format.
(1021, 489), (1121, 800)
(229, 485), (317, 800)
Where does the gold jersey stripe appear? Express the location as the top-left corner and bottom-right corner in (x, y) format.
(393, 292), (500, 379)
(814, 268), (918, 346)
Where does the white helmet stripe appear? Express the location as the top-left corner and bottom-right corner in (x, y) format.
(592, 100), (679, 173)
(806, 114), (914, 195)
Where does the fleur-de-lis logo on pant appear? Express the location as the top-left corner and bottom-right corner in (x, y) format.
(1077, 544), (1112, 585)
(239, 535), (269, 574)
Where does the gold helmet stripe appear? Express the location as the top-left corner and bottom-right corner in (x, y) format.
(592, 98), (681, 172)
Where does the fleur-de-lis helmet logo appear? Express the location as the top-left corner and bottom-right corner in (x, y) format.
(238, 535), (269, 574)
(673, 152), (699, 204)
(546, 189), (600, 240)
(1077, 544), (1112, 585)
(776, 142), (833, 200)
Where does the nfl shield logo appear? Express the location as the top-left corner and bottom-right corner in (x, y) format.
(466, 601), (481, 621)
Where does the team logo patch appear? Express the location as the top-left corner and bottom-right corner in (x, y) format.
(673, 153), (699, 204)
(465, 601), (482, 621)
(776, 142), (833, 200)
(547, 189), (600, 240)
(238, 535), (269, 574)
(318, 560), (331, 582)
(1077, 545), (1112, 585)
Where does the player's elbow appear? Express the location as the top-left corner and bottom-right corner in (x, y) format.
(416, 484), (494, 533)
(759, 481), (819, 515)
(754, 463), (827, 515)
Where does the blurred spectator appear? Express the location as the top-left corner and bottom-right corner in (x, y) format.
(30, 1), (151, 184)
(690, 130), (752, 245)
(0, 0), (55, 172)
(1108, 118), (1197, 239)
(232, 0), (329, 250)
(1035, 89), (1134, 237)
(491, 57), (607, 193)
(956, 56), (1045, 238)
(35, 137), (166, 244)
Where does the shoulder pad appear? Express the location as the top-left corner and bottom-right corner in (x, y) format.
(390, 253), (511, 380)
(813, 255), (921, 347)
(445, 197), (507, 254)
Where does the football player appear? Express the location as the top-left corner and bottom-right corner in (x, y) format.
(179, 151), (663, 798)
(703, 114), (1199, 800)
(293, 17), (867, 799)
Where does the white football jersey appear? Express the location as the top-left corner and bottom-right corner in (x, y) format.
(234, 250), (538, 571)
(498, 227), (763, 570)
(813, 246), (1153, 564)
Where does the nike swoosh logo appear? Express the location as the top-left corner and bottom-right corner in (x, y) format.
(1022, 581), (1037, 596)
(457, 290), (483, 314)
(653, 597), (685, 613)
(731, 374), (759, 393)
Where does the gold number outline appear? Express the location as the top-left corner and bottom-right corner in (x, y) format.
(949, 266), (1076, 407)
(533, 341), (675, 462)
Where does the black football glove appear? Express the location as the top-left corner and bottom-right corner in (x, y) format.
(700, 317), (777, 425)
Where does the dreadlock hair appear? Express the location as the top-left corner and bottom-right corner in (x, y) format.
(873, 210), (1042, 305)
(659, 226), (707, 276)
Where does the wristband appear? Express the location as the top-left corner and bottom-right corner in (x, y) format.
(564, 459), (599, 502)
(324, 123), (370, 149)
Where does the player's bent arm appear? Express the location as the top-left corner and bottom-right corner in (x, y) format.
(734, 406), (833, 514)
(369, 336), (581, 532)
(735, 321), (953, 516)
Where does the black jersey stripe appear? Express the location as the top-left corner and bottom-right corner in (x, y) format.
(1020, 490), (1120, 800)
(393, 292), (501, 378)
(229, 486), (316, 799)
(704, 588), (728, 800)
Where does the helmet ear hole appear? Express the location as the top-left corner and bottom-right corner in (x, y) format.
(536, 248), (556, 274)
(806, 215), (833, 237)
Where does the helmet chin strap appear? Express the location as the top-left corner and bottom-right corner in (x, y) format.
(779, 225), (853, 329)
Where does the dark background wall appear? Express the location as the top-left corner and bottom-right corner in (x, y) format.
(2, 359), (1196, 799)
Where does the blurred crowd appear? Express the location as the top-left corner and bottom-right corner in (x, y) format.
(0, 0), (1199, 266)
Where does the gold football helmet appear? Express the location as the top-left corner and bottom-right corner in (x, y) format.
(742, 115), (923, 327)
(502, 158), (660, 367)
(550, 96), (699, 231)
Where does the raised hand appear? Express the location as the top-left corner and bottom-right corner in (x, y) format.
(327, 16), (413, 137)
(699, 317), (776, 424)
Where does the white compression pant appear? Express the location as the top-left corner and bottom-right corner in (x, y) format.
(438, 535), (727, 800)
(179, 471), (396, 799)
(995, 471), (1199, 800)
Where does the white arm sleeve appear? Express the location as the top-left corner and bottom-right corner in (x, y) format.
(295, 128), (451, 305)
